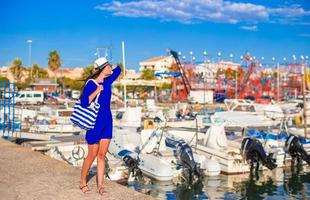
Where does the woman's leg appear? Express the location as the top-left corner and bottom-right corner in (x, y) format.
(97, 139), (111, 193)
(80, 143), (99, 192)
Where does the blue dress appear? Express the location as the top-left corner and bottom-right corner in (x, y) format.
(80, 66), (122, 144)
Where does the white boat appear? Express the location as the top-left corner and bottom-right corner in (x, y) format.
(29, 123), (81, 135)
(136, 152), (175, 181)
(167, 124), (286, 175)
(202, 99), (285, 131)
(109, 127), (176, 181)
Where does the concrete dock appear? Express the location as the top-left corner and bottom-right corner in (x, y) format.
(0, 139), (154, 200)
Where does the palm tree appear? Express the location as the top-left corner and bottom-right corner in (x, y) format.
(10, 58), (23, 81)
(140, 68), (154, 80)
(48, 50), (61, 92)
(117, 62), (126, 78)
(81, 65), (94, 80)
(31, 64), (49, 79)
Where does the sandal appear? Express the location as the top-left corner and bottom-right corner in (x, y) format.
(97, 187), (107, 195)
(79, 185), (91, 193)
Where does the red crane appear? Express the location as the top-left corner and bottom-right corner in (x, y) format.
(168, 49), (192, 101)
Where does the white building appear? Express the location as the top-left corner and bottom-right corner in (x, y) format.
(139, 56), (175, 73)
(124, 69), (140, 81)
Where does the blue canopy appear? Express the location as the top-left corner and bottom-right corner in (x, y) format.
(155, 71), (181, 77)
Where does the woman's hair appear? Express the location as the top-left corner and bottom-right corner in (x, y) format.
(79, 67), (104, 97)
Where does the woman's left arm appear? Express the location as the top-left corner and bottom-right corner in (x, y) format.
(104, 66), (122, 85)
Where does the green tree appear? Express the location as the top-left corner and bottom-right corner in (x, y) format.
(161, 82), (172, 90)
(117, 62), (125, 78)
(81, 65), (94, 80)
(140, 68), (154, 80)
(0, 76), (9, 82)
(63, 77), (84, 90)
(48, 50), (61, 91)
(10, 58), (24, 80)
(16, 77), (31, 90)
(31, 64), (49, 79)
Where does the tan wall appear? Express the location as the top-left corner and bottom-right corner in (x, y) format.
(33, 85), (56, 93)
(48, 68), (83, 79)
(0, 67), (84, 82)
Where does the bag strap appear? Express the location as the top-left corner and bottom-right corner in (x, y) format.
(87, 79), (101, 104)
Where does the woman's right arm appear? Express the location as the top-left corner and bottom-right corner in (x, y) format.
(80, 80), (103, 108)
(88, 85), (103, 104)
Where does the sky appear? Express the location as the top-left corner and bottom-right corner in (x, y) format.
(0, 0), (309, 70)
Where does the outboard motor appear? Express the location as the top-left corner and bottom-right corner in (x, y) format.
(118, 149), (141, 178)
(123, 154), (139, 169)
(285, 134), (310, 166)
(176, 111), (183, 120)
(176, 140), (202, 183)
(241, 138), (277, 172)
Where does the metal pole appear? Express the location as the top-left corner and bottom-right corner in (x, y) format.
(235, 69), (238, 99)
(122, 41), (127, 109)
(96, 48), (100, 58)
(302, 60), (307, 138)
(277, 63), (280, 102)
(27, 40), (32, 80)
(204, 76), (206, 110)
(154, 80), (157, 102)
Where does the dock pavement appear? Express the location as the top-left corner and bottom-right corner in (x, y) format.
(0, 139), (155, 200)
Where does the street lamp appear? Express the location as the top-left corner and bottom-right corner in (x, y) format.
(240, 55), (244, 65)
(292, 55), (297, 63)
(301, 55), (305, 61)
(236, 55), (243, 99)
(203, 51), (207, 63)
(229, 53), (233, 62)
(192, 56), (196, 64)
(217, 52), (221, 61)
(271, 57), (280, 102)
(189, 51), (193, 63)
(27, 40), (32, 80)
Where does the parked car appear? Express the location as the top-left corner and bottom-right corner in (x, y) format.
(71, 90), (80, 100)
(15, 91), (44, 105)
(45, 94), (58, 103)
(55, 95), (69, 104)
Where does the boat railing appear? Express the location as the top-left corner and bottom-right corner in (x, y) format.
(0, 82), (19, 139)
(224, 99), (255, 111)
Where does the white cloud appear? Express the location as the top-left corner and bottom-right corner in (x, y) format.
(96, 0), (269, 24)
(96, 0), (309, 25)
(240, 25), (258, 31)
(268, 4), (310, 18)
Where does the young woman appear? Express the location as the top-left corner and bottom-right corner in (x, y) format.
(79, 57), (121, 195)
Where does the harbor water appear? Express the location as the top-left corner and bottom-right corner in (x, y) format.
(128, 166), (310, 200)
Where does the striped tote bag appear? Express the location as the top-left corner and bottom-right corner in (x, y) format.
(70, 80), (101, 130)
